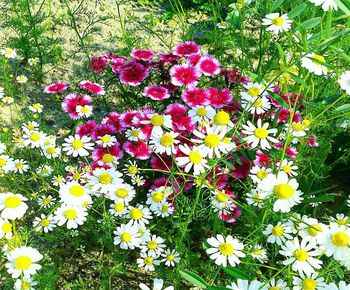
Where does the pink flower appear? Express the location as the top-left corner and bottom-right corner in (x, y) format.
(62, 94), (93, 119)
(150, 154), (173, 171)
(218, 205), (241, 223)
(253, 150), (270, 167)
(90, 56), (108, 73)
(173, 41), (200, 56)
(231, 156), (251, 179)
(131, 49), (155, 61)
(207, 88), (232, 108)
(143, 85), (170, 101)
(120, 110), (142, 128)
(119, 61), (149, 86)
(102, 112), (124, 132)
(181, 88), (209, 106)
(76, 120), (97, 137)
(196, 55), (221, 76)
(91, 124), (117, 141)
(79, 80), (105, 95)
(221, 69), (250, 84)
(123, 140), (152, 160)
(186, 53), (202, 65)
(158, 53), (180, 63)
(286, 147), (298, 159)
(165, 103), (195, 133)
(111, 57), (127, 74)
(44, 82), (68, 94)
(92, 143), (123, 164)
(308, 135), (319, 147)
(170, 64), (201, 87)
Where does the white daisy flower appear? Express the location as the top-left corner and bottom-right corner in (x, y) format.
(262, 13), (292, 34)
(125, 127), (146, 141)
(152, 201), (175, 218)
(242, 119), (278, 150)
(210, 189), (234, 212)
(52, 175), (66, 186)
(59, 181), (91, 206)
(268, 279), (290, 290)
(301, 53), (329, 76)
(62, 134), (94, 157)
(161, 249), (180, 267)
(42, 145), (61, 159)
(250, 244), (268, 263)
(13, 159), (29, 174)
(127, 205), (153, 227)
(113, 222), (142, 250)
(258, 172), (303, 213)
(54, 204), (88, 229)
(206, 234), (246, 267)
(109, 201), (128, 217)
(321, 222), (350, 260)
(329, 213), (349, 226)
(0, 192), (28, 220)
(76, 105), (93, 118)
(298, 216), (328, 244)
(0, 218), (13, 239)
(0, 141), (6, 154)
(33, 214), (57, 233)
(246, 189), (269, 208)
(263, 222), (293, 245)
(286, 122), (309, 139)
(241, 82), (267, 99)
(131, 174), (146, 187)
(146, 186), (172, 211)
(22, 121), (39, 132)
(28, 57), (39, 66)
(16, 75), (28, 84)
(136, 252), (160, 272)
(107, 182), (136, 203)
(323, 281), (350, 290)
(2, 96), (14, 104)
(141, 113), (172, 137)
(149, 131), (179, 155)
(277, 159), (298, 176)
(5, 246), (43, 278)
(96, 134), (117, 148)
(29, 103), (43, 113)
(212, 110), (234, 128)
(176, 144), (209, 175)
(36, 164), (53, 176)
(0, 154), (15, 174)
(188, 105), (216, 123)
(1, 48), (17, 58)
(87, 168), (123, 195)
(23, 130), (46, 148)
(309, 0), (338, 11)
(14, 276), (37, 290)
(292, 272), (325, 290)
(38, 195), (56, 208)
(279, 237), (323, 276)
(241, 96), (271, 115)
(139, 278), (174, 290)
(338, 71), (350, 95)
(137, 225), (151, 243)
(123, 160), (139, 176)
(227, 279), (268, 290)
(140, 235), (166, 256)
(249, 165), (272, 183)
(192, 125), (228, 158)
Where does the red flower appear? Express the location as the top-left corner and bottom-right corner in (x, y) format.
(196, 55), (221, 76)
(143, 85), (170, 101)
(92, 143), (123, 164)
(231, 156), (251, 179)
(131, 49), (155, 61)
(76, 120), (97, 137)
(253, 150), (270, 167)
(79, 80), (105, 95)
(90, 56), (108, 73)
(150, 154), (173, 171)
(91, 124), (117, 141)
(119, 61), (149, 86)
(123, 140), (152, 160)
(186, 53), (202, 65)
(111, 57), (127, 74)
(62, 94), (93, 119)
(44, 82), (68, 94)
(120, 110), (142, 128)
(102, 112), (124, 132)
(181, 87), (209, 107)
(170, 64), (201, 87)
(308, 135), (319, 147)
(173, 41), (200, 56)
(207, 88), (232, 108)
(165, 103), (195, 133)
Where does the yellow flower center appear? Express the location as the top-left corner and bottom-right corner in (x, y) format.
(0, 158), (6, 166)
(254, 128), (268, 139)
(102, 154), (114, 163)
(64, 209), (77, 219)
(101, 135), (111, 143)
(253, 98), (263, 107)
(144, 257), (153, 264)
(160, 133), (174, 147)
(274, 184), (295, 199)
(42, 197), (51, 205)
(247, 87), (260, 97)
(302, 119), (311, 127)
(257, 170), (267, 179)
(69, 185), (85, 197)
(46, 147), (56, 155)
(272, 225), (284, 236)
(15, 163), (24, 169)
(218, 242), (234, 255)
(152, 192), (164, 202)
(272, 17), (285, 26)
(128, 165), (138, 174)
(73, 173), (81, 181)
(312, 54), (326, 64)
(22, 282), (31, 289)
(216, 192), (228, 202)
(1, 223), (12, 233)
(116, 188), (128, 198)
(121, 232), (131, 242)
(130, 208), (143, 220)
(269, 287), (280, 290)
(292, 123), (303, 131)
(14, 256), (32, 270)
(302, 278), (317, 290)
(30, 132), (40, 141)
(253, 194), (263, 203)
(114, 202), (124, 212)
(197, 107), (207, 116)
(33, 103), (41, 109)
(99, 172), (112, 184)
(336, 219), (347, 226)
(56, 177), (63, 183)
(40, 219), (50, 227)
(331, 232), (349, 247)
(189, 151), (202, 164)
(294, 249), (309, 261)
(161, 204), (169, 213)
(308, 224), (323, 237)
(167, 254), (175, 261)
(147, 240), (158, 250)
(4, 196), (22, 208)
(130, 130), (139, 137)
(151, 114), (164, 126)
(27, 124), (35, 130)
(72, 139), (84, 149)
(204, 134), (220, 148)
(283, 165), (292, 173)
(81, 106), (90, 113)
(213, 111), (230, 126)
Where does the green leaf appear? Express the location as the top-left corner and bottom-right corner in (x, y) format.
(208, 287), (231, 290)
(222, 159), (236, 169)
(333, 0), (350, 16)
(275, 42), (286, 65)
(179, 269), (208, 288)
(305, 195), (335, 203)
(267, 91), (290, 109)
(288, 3), (307, 18)
(223, 267), (251, 280)
(289, 72), (307, 87)
(300, 17), (321, 30)
(271, 0), (284, 11)
(335, 104), (350, 113)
